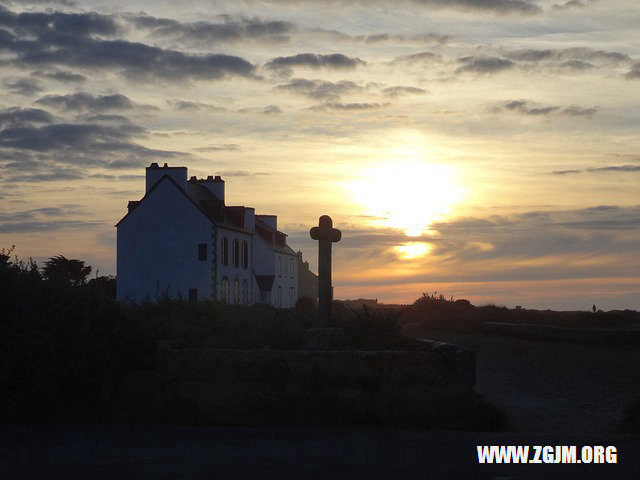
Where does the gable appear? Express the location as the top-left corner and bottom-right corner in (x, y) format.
(116, 174), (212, 228)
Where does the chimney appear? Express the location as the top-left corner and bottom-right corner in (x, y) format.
(244, 207), (255, 231)
(257, 214), (277, 230)
(145, 162), (187, 192)
(200, 175), (225, 202)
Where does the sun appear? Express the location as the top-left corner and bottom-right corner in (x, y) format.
(349, 160), (465, 236)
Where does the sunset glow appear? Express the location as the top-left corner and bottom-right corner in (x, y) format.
(1, 0), (639, 310)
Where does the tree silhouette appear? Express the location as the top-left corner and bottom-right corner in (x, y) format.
(43, 255), (92, 286)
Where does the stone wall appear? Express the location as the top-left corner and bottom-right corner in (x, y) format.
(155, 341), (475, 422)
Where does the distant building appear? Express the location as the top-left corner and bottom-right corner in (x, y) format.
(116, 162), (312, 307)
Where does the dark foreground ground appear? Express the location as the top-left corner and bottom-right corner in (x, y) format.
(1, 423), (639, 480)
(2, 332), (639, 479)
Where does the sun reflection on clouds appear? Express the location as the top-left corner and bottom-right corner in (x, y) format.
(393, 242), (432, 260)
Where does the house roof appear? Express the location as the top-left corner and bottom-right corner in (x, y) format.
(115, 174), (252, 234)
(254, 218), (296, 255)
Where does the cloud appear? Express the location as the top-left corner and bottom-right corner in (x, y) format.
(387, 51), (443, 66)
(264, 53), (365, 73)
(236, 105), (283, 114)
(456, 56), (515, 74)
(193, 144), (239, 152)
(4, 169), (84, 182)
(312, 30), (449, 45)
(0, 206), (79, 222)
(31, 70), (86, 83)
(0, 105), (185, 181)
(127, 13), (296, 45)
(551, 169), (582, 175)
(562, 105), (599, 117)
(362, 33), (449, 44)
(275, 78), (362, 100)
(422, 206), (640, 280)
(625, 62), (640, 80)
(20, 40), (258, 82)
(266, 0), (540, 15)
(551, 164), (640, 175)
(263, 105), (283, 114)
(493, 100), (598, 118)
(0, 220), (102, 233)
(381, 86), (428, 97)
(217, 170), (271, 177)
(4, 78), (42, 96)
(170, 100), (225, 112)
(552, 0), (590, 10)
(0, 6), (119, 38)
(36, 92), (148, 112)
(502, 47), (630, 65)
(558, 60), (593, 71)
(3, 0), (77, 7)
(417, 0), (540, 14)
(0, 107), (53, 127)
(310, 102), (387, 111)
(0, 5), (259, 83)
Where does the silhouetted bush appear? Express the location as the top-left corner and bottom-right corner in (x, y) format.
(404, 291), (639, 332)
(0, 251), (318, 421)
(295, 295), (315, 313)
(332, 303), (407, 349)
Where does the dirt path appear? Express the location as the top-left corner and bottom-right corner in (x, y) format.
(412, 330), (640, 434)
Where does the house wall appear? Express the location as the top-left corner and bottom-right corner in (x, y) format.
(117, 178), (213, 302)
(215, 227), (253, 305)
(252, 233), (299, 308)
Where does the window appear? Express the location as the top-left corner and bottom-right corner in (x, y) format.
(222, 237), (228, 266)
(290, 258), (294, 279)
(289, 287), (295, 307)
(233, 279), (239, 305)
(198, 244), (207, 261)
(277, 285), (282, 308)
(221, 277), (229, 303)
(242, 241), (249, 269)
(284, 258), (288, 278)
(278, 256), (282, 277)
(189, 288), (198, 302)
(233, 239), (240, 267)
(242, 279), (248, 305)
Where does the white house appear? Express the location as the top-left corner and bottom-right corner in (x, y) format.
(116, 162), (307, 306)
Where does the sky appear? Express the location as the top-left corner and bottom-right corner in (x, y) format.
(0, 0), (639, 310)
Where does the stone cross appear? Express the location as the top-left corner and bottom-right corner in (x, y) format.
(310, 215), (341, 327)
